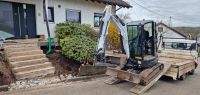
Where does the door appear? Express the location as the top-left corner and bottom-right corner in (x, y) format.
(13, 3), (25, 39)
(26, 4), (36, 38)
(0, 2), (15, 40)
(13, 3), (37, 39)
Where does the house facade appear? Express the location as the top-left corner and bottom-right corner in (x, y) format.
(0, 0), (131, 39)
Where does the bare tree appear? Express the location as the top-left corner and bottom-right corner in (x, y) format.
(117, 13), (131, 22)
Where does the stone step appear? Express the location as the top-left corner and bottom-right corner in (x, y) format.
(15, 67), (55, 80)
(12, 62), (53, 73)
(7, 50), (44, 57)
(9, 54), (46, 62)
(10, 58), (49, 68)
(5, 46), (40, 53)
(4, 44), (37, 49)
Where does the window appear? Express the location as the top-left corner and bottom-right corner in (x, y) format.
(127, 25), (142, 56)
(127, 25), (138, 41)
(44, 7), (54, 22)
(66, 9), (81, 23)
(94, 13), (103, 27)
(158, 27), (163, 32)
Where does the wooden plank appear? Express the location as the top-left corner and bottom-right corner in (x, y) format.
(178, 65), (196, 78)
(78, 66), (107, 76)
(168, 67), (179, 72)
(159, 53), (194, 60)
(140, 64), (164, 85)
(158, 57), (184, 64)
(175, 60), (194, 66)
(106, 67), (141, 84)
(0, 85), (8, 91)
(178, 61), (195, 70)
(130, 63), (171, 94)
(164, 71), (178, 80)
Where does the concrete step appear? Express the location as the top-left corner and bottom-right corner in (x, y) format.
(10, 58), (49, 68)
(9, 54), (46, 62)
(12, 62), (53, 73)
(7, 50), (44, 57)
(15, 67), (55, 80)
(5, 46), (40, 53)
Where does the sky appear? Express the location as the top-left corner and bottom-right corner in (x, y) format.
(117, 0), (200, 27)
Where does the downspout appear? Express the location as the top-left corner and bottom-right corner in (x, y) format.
(43, 0), (52, 54)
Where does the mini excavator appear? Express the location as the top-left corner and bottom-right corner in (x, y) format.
(94, 5), (164, 93)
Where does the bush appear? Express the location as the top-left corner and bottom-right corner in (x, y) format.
(60, 35), (96, 63)
(107, 21), (121, 50)
(55, 21), (98, 63)
(55, 21), (98, 41)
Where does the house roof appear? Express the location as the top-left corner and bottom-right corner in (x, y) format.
(157, 22), (188, 38)
(87, 0), (132, 8)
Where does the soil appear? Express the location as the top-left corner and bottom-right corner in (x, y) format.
(0, 51), (15, 86)
(47, 49), (81, 80)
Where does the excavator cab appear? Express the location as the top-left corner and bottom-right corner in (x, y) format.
(125, 21), (158, 69)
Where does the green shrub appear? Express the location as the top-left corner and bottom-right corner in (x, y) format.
(60, 35), (96, 63)
(55, 21), (98, 41)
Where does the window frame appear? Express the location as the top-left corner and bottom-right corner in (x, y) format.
(66, 9), (81, 24)
(94, 13), (103, 27)
(158, 27), (163, 32)
(44, 7), (54, 22)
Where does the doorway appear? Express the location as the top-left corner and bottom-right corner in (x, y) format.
(0, 2), (36, 39)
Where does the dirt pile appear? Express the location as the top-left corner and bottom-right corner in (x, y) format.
(47, 50), (81, 80)
(0, 51), (14, 86)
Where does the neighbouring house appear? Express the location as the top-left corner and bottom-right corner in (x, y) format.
(0, 0), (131, 40)
(157, 22), (196, 50)
(157, 22), (188, 39)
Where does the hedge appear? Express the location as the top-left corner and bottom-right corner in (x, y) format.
(60, 35), (96, 63)
(55, 21), (98, 41)
(55, 21), (98, 64)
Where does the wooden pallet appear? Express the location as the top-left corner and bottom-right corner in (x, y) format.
(130, 63), (172, 94)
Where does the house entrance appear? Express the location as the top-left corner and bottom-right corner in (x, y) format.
(0, 2), (36, 39)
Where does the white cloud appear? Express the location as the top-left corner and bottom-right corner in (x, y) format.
(117, 0), (200, 27)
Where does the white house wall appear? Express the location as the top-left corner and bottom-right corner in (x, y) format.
(157, 24), (185, 39)
(2, 0), (105, 38)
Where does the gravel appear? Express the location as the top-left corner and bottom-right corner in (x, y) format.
(8, 74), (77, 91)
(9, 77), (61, 91)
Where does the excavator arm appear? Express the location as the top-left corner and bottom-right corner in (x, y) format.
(95, 5), (130, 58)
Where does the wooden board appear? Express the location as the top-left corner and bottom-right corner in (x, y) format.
(130, 63), (172, 94)
(106, 67), (141, 84)
(164, 71), (178, 80)
(159, 53), (194, 60)
(78, 65), (107, 76)
(158, 51), (197, 80)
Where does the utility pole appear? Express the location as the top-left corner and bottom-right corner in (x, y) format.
(169, 16), (172, 27)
